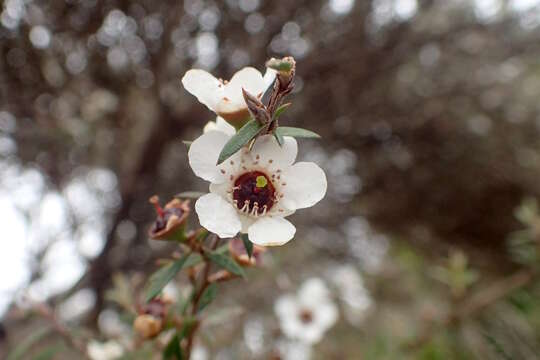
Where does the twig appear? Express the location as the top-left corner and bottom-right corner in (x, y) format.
(406, 268), (538, 351)
(184, 234), (220, 358)
(34, 303), (91, 359)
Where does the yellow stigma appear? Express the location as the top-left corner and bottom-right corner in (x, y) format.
(256, 175), (268, 188)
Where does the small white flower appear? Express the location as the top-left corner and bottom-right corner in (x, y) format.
(87, 340), (124, 360)
(274, 278), (338, 344)
(182, 67), (276, 125)
(275, 338), (313, 360)
(188, 122), (327, 246)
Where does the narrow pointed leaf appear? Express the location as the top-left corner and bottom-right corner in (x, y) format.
(274, 131), (284, 146)
(207, 251), (246, 278)
(145, 253), (202, 302)
(217, 119), (264, 164)
(7, 327), (52, 360)
(275, 126), (320, 139)
(273, 103), (291, 120)
(163, 333), (183, 360)
(240, 233), (253, 259)
(198, 283), (218, 312)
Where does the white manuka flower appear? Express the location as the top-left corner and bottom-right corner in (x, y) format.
(182, 67), (276, 126)
(188, 123), (327, 246)
(87, 340), (124, 360)
(274, 278), (338, 344)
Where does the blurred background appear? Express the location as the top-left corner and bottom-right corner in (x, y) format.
(2, 0), (540, 358)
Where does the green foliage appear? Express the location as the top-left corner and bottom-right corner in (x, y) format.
(483, 332), (513, 360)
(514, 197), (538, 225)
(207, 251), (246, 278)
(274, 131), (284, 146)
(217, 119), (264, 164)
(198, 283), (218, 312)
(507, 197), (540, 265)
(273, 102), (291, 120)
(275, 126), (321, 139)
(240, 233), (253, 259)
(31, 343), (65, 360)
(106, 273), (136, 312)
(163, 334), (183, 360)
(144, 253), (203, 302)
(7, 327), (52, 360)
(432, 250), (478, 297)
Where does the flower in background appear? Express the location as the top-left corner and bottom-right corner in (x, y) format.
(329, 264), (372, 326)
(274, 278), (338, 344)
(87, 340), (124, 360)
(188, 123), (327, 246)
(272, 339), (313, 360)
(182, 67), (275, 127)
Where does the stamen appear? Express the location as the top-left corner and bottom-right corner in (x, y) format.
(149, 196), (164, 217)
(232, 171), (275, 216)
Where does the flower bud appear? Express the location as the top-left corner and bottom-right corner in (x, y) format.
(148, 196), (190, 241)
(133, 297), (171, 339)
(228, 237), (266, 267)
(133, 314), (163, 339)
(266, 56), (296, 92)
(242, 88), (270, 125)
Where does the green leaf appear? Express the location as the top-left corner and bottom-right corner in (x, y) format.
(7, 327), (52, 360)
(198, 283), (218, 312)
(217, 119), (264, 164)
(274, 131), (284, 146)
(240, 234), (253, 259)
(174, 191), (206, 199)
(31, 343), (65, 360)
(163, 333), (183, 360)
(144, 253), (203, 302)
(182, 140), (192, 148)
(275, 126), (321, 139)
(207, 251), (246, 278)
(273, 103), (291, 120)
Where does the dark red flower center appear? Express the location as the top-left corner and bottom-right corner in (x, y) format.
(232, 171), (275, 215)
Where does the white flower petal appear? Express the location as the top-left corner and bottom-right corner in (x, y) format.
(298, 324), (324, 344)
(182, 69), (224, 112)
(209, 181), (228, 197)
(275, 294), (299, 319)
(314, 302), (339, 330)
(298, 278), (331, 304)
(204, 117), (236, 136)
(281, 162), (327, 210)
(263, 68), (277, 90)
(195, 193), (241, 238)
(188, 131), (231, 183)
(215, 117), (236, 135)
(239, 214), (255, 233)
(224, 67), (266, 104)
(248, 216), (296, 246)
(250, 135), (297, 171)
